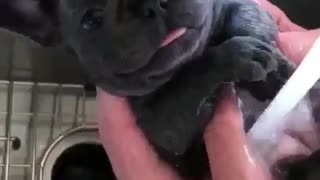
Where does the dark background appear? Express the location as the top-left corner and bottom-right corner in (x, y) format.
(270, 0), (319, 29)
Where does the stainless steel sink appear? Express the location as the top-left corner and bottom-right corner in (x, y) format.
(0, 30), (103, 180)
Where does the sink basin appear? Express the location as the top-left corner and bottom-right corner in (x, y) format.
(0, 30), (114, 180)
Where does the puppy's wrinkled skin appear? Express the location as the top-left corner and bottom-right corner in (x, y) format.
(0, 0), (294, 178)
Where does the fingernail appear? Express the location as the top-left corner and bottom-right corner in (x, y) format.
(220, 83), (237, 102)
(251, 0), (261, 6)
(217, 83), (241, 111)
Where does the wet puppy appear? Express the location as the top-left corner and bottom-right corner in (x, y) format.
(0, 0), (294, 177)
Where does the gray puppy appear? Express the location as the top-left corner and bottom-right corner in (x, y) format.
(0, 0), (294, 178)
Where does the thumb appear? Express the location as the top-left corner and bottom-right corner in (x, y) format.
(256, 0), (306, 32)
(277, 29), (320, 64)
(204, 85), (271, 180)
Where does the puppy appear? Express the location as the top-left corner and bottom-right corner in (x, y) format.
(0, 0), (295, 177)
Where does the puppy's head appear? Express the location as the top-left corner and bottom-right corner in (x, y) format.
(1, 0), (214, 96)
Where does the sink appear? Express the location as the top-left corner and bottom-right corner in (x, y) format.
(0, 30), (115, 180)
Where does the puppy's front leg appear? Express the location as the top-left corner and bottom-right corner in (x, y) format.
(220, 0), (277, 44)
(206, 36), (278, 82)
(211, 0), (297, 101)
(205, 35), (295, 101)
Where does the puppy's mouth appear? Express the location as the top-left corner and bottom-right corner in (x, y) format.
(160, 27), (187, 48)
(99, 27), (201, 96)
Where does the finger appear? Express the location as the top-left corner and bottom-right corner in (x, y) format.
(97, 89), (179, 180)
(277, 29), (320, 64)
(272, 133), (312, 163)
(284, 124), (320, 153)
(255, 0), (307, 32)
(204, 85), (271, 180)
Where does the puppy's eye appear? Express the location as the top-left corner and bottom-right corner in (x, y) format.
(81, 9), (104, 31)
(160, 0), (168, 9)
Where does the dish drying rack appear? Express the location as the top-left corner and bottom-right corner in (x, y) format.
(0, 31), (98, 180)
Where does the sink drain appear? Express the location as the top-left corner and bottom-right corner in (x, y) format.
(39, 126), (115, 180)
(52, 143), (116, 180)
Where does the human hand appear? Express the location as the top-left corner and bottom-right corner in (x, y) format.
(256, 0), (320, 64)
(97, 83), (269, 180)
(97, 1), (320, 180)
(203, 85), (271, 180)
(97, 89), (181, 180)
(214, 0), (320, 179)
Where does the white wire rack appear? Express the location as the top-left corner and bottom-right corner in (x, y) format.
(0, 81), (97, 180)
(0, 29), (98, 180)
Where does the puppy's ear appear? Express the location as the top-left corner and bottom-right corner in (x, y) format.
(0, 0), (61, 46)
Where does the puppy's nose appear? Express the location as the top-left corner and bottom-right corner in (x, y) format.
(141, 0), (167, 18)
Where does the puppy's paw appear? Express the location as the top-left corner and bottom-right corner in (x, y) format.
(238, 55), (296, 102)
(216, 36), (279, 82)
